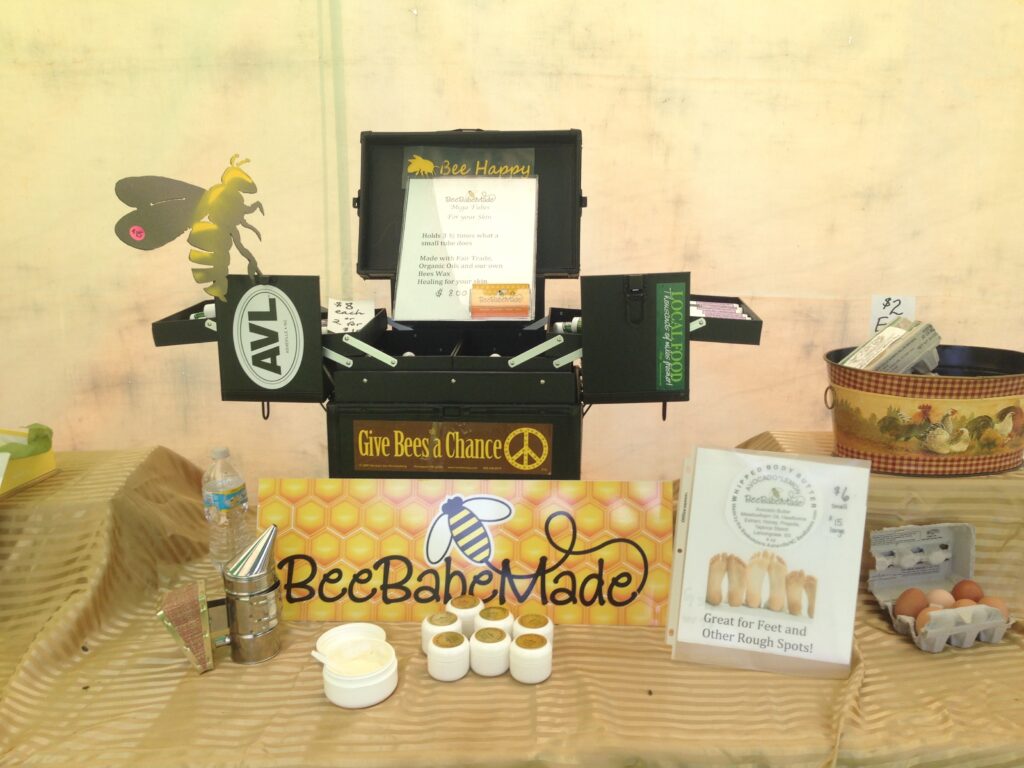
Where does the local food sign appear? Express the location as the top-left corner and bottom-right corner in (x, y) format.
(258, 478), (676, 626)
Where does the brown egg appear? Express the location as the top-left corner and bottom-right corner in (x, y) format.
(979, 596), (1010, 621)
(952, 579), (984, 602)
(926, 589), (956, 609)
(953, 598), (976, 608)
(916, 606), (941, 634)
(893, 588), (929, 619)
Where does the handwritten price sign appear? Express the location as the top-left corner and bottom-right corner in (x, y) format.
(870, 295), (915, 335)
(327, 298), (374, 334)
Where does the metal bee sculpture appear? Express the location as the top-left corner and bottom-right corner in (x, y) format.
(114, 154), (264, 300)
(425, 495), (513, 566)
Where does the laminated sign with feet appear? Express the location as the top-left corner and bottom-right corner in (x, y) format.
(668, 448), (870, 678)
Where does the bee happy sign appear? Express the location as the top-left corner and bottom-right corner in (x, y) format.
(258, 478), (676, 626)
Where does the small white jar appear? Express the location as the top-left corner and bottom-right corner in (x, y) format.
(470, 628), (511, 677)
(427, 631), (470, 682)
(512, 613), (554, 644)
(474, 605), (514, 636)
(321, 637), (398, 709)
(446, 595), (483, 636)
(421, 611), (460, 654)
(509, 633), (551, 685)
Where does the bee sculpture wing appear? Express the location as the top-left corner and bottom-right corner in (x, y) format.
(114, 176), (205, 250)
(461, 496), (514, 522)
(425, 513), (454, 566)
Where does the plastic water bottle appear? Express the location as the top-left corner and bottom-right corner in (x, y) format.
(202, 447), (252, 573)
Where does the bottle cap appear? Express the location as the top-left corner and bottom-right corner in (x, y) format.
(211, 447), (230, 460)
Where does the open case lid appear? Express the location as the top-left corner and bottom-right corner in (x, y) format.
(354, 130), (585, 299)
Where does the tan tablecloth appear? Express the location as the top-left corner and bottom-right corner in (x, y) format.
(1, 439), (1021, 767)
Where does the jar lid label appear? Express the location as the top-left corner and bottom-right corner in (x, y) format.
(451, 595), (481, 609)
(428, 612), (458, 626)
(515, 634), (547, 650)
(480, 606), (510, 621)
(433, 631), (466, 649)
(475, 627), (506, 643)
(519, 613), (549, 629)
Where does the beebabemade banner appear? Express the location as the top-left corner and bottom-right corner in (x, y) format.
(258, 478), (677, 626)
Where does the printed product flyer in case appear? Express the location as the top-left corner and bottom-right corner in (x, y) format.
(670, 448), (870, 678)
(393, 176), (538, 322)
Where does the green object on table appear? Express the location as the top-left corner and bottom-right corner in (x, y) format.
(0, 424), (53, 459)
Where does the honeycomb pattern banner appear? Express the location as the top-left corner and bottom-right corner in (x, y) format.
(258, 479), (677, 626)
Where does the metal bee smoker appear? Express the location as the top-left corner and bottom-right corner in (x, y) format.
(157, 524), (282, 672)
(221, 524), (283, 664)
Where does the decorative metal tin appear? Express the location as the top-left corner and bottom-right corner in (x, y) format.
(825, 345), (1024, 476)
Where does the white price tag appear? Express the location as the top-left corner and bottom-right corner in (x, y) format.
(327, 298), (374, 334)
(870, 295), (915, 335)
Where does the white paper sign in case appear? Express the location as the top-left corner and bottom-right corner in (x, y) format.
(670, 448), (870, 678)
(393, 177), (538, 322)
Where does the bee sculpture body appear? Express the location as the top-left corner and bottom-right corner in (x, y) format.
(114, 155), (264, 300)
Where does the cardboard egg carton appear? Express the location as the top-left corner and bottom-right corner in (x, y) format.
(867, 523), (1015, 653)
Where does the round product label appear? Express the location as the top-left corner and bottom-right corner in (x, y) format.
(475, 628), (507, 643)
(480, 606), (510, 621)
(432, 632), (465, 649)
(515, 634), (547, 650)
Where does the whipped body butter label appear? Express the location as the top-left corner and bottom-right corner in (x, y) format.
(670, 448), (870, 678)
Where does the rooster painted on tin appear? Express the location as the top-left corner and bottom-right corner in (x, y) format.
(877, 404), (934, 443)
(965, 406), (1024, 443)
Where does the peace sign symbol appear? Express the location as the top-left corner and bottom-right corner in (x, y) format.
(503, 427), (549, 471)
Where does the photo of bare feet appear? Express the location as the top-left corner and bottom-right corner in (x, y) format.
(726, 555), (747, 606)
(706, 553), (727, 606)
(804, 575), (817, 619)
(705, 550), (816, 618)
(786, 569), (806, 615)
(745, 551), (770, 608)
(767, 554), (788, 612)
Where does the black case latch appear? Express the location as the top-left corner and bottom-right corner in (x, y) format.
(625, 275), (645, 324)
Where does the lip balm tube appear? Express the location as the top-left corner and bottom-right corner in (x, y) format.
(190, 303), (217, 320)
(512, 613), (554, 644)
(510, 633), (552, 685)
(474, 605), (515, 636)
(428, 631), (470, 682)
(446, 595), (483, 636)
(552, 317), (582, 334)
(421, 611), (460, 654)
(470, 628), (511, 677)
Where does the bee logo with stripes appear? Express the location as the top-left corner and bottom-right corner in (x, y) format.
(425, 495), (513, 566)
